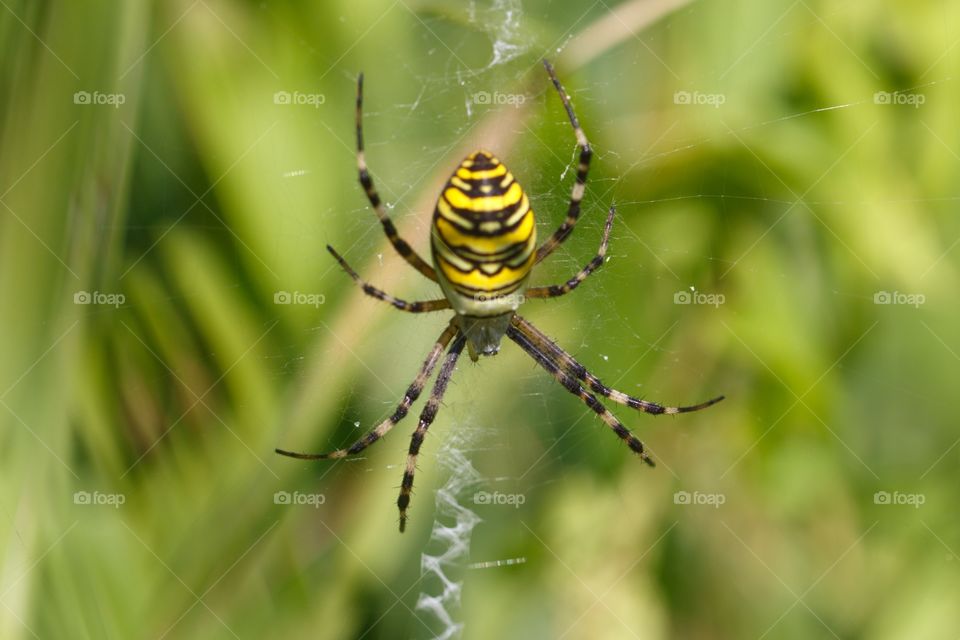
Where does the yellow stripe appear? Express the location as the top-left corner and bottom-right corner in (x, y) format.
(504, 193), (530, 226)
(436, 210), (534, 255)
(450, 176), (472, 191)
(476, 194), (528, 232)
(436, 197), (475, 229)
(456, 164), (507, 180)
(432, 237), (474, 271)
(437, 251), (534, 292)
(444, 182), (523, 212)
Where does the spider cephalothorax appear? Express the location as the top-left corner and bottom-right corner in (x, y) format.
(276, 61), (724, 532)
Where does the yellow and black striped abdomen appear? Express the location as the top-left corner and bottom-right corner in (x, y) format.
(431, 151), (536, 317)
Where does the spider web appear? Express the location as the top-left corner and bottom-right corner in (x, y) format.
(258, 1), (955, 638)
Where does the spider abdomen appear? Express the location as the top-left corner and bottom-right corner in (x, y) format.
(431, 151), (536, 317)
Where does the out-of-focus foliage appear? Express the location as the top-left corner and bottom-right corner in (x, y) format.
(1, 0), (957, 638)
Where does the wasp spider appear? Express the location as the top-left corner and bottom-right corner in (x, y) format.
(276, 60), (723, 532)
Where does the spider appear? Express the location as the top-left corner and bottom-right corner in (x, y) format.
(276, 60), (724, 532)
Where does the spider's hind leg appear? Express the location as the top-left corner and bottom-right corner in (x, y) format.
(274, 320), (458, 460)
(397, 333), (467, 532)
(512, 315), (724, 415)
(506, 324), (656, 465)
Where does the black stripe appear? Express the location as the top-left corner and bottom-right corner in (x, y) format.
(408, 429), (425, 454)
(435, 238), (532, 270)
(448, 242), (534, 275)
(438, 193), (529, 230)
(450, 278), (525, 297)
(466, 154), (499, 170)
(450, 175), (513, 197)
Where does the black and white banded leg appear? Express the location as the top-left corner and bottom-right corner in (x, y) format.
(526, 204), (614, 299)
(275, 321), (459, 461)
(397, 333), (467, 532)
(356, 72), (438, 282)
(512, 314), (724, 415)
(506, 324), (655, 465)
(535, 59), (593, 265)
(327, 244), (450, 313)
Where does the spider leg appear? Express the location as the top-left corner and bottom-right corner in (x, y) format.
(356, 73), (438, 282)
(512, 315), (724, 415)
(526, 204), (614, 299)
(327, 244), (450, 313)
(397, 333), (467, 532)
(534, 59), (593, 265)
(275, 321), (459, 460)
(506, 324), (655, 465)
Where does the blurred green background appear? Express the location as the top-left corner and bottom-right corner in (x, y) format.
(1, 0), (957, 638)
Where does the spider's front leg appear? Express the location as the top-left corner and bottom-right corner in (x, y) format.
(327, 244), (450, 313)
(355, 73), (438, 282)
(535, 59), (593, 264)
(526, 204), (614, 300)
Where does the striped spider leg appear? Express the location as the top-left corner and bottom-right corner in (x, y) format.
(275, 319), (459, 462)
(325, 244), (450, 313)
(505, 324), (657, 464)
(512, 314), (725, 416)
(524, 204), (723, 415)
(276, 322), (466, 532)
(526, 203), (615, 300)
(397, 333), (467, 531)
(355, 72), (437, 282)
(534, 59), (593, 265)
(276, 60), (724, 533)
